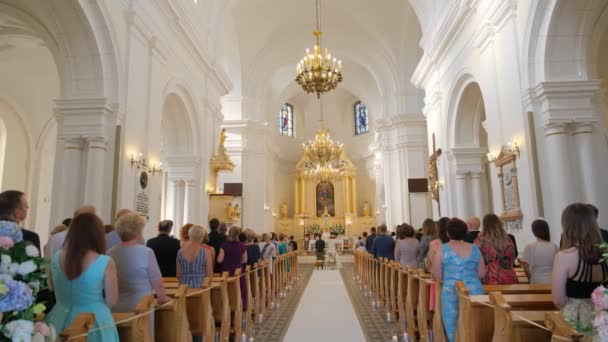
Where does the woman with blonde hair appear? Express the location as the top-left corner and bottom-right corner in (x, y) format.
(258, 233), (277, 273)
(474, 214), (516, 284)
(177, 225), (213, 288)
(218, 226), (248, 310)
(553, 203), (608, 337)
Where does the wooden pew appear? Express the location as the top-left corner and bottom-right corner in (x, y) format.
(545, 312), (584, 342)
(227, 269), (243, 339)
(416, 271), (434, 342)
(258, 259), (267, 321)
(113, 295), (156, 342)
(455, 281), (556, 342)
(156, 284), (191, 342)
(250, 262), (262, 323)
(210, 273), (231, 342)
(490, 291), (552, 342)
(178, 278), (215, 342)
(263, 258), (274, 310)
(388, 261), (399, 322)
(243, 265), (255, 338)
(396, 266), (408, 337)
(384, 258), (392, 315)
(59, 313), (95, 342)
(378, 258), (386, 309)
(405, 266), (419, 339)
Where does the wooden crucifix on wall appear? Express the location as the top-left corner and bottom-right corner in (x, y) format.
(428, 133), (442, 213)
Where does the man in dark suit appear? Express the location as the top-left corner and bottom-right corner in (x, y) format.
(0, 190), (40, 250)
(208, 218), (225, 271)
(365, 227), (377, 252)
(146, 220), (180, 277)
(289, 235), (298, 251)
(464, 217), (481, 243)
(371, 225), (395, 260)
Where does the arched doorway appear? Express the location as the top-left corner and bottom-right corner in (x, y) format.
(448, 81), (492, 219)
(160, 92), (199, 234)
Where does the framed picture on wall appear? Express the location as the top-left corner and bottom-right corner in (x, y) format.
(494, 146), (523, 230)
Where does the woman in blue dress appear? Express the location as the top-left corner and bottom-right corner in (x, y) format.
(431, 218), (486, 342)
(47, 213), (119, 341)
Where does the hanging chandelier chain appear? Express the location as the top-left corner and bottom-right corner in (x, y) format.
(316, 0), (321, 33)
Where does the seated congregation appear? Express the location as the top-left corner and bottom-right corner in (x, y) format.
(354, 202), (605, 342)
(0, 190), (298, 342)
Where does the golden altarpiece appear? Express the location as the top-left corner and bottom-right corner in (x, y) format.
(275, 151), (375, 239)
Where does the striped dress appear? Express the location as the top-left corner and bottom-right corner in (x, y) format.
(177, 248), (207, 288)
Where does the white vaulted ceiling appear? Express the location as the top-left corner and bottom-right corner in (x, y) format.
(217, 0), (423, 161)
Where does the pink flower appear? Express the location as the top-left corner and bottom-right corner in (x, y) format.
(0, 236), (14, 249)
(34, 322), (51, 336)
(592, 285), (608, 310)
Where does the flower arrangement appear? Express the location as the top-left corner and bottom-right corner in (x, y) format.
(0, 220), (51, 341)
(330, 224), (345, 236)
(306, 224), (321, 235)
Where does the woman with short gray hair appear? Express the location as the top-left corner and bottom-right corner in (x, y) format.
(108, 213), (169, 338)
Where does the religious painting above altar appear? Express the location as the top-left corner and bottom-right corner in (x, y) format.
(316, 181), (335, 217)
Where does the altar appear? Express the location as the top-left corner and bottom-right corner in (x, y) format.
(274, 150), (376, 240)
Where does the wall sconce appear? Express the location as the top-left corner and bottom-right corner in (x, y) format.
(272, 210), (277, 218)
(263, 204), (270, 211)
(487, 152), (497, 163)
(506, 140), (520, 156)
(436, 179), (444, 190)
(130, 152), (146, 169)
(150, 162), (163, 176)
(205, 184), (214, 194)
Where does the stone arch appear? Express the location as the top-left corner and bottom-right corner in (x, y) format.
(445, 73), (492, 219)
(524, 0), (607, 86)
(161, 81), (201, 156)
(160, 83), (202, 230)
(0, 1), (119, 101)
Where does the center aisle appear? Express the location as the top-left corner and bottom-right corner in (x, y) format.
(283, 269), (366, 342)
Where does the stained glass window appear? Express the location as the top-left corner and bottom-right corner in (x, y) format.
(354, 101), (369, 135)
(279, 103), (294, 137)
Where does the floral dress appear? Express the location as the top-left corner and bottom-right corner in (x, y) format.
(474, 237), (517, 285)
(441, 244), (484, 342)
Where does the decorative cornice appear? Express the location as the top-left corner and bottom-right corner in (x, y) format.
(447, 147), (487, 173)
(411, 0), (477, 88)
(533, 80), (602, 127)
(54, 98), (116, 140)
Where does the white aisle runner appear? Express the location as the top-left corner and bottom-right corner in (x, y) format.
(283, 269), (366, 342)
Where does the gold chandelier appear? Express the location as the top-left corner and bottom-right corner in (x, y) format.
(304, 163), (343, 182)
(296, 0), (343, 98)
(301, 98), (345, 181)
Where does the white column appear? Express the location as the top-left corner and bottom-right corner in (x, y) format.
(470, 171), (484, 218)
(454, 172), (469, 219)
(544, 123), (577, 231)
(171, 179), (185, 229)
(184, 179), (199, 224)
(83, 138), (107, 213)
(54, 138), (84, 220)
(573, 123), (601, 207)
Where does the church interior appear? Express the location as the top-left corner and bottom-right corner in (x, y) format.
(0, 0), (607, 341)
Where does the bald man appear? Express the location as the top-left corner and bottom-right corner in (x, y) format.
(45, 205), (98, 260)
(105, 208), (133, 251)
(463, 217), (481, 243)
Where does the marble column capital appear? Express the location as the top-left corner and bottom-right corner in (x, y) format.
(470, 171), (483, 179)
(543, 122), (567, 137)
(572, 122), (594, 135)
(86, 137), (107, 151)
(63, 138), (84, 150)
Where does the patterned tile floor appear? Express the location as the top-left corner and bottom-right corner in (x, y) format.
(252, 265), (315, 342)
(340, 264), (400, 342)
